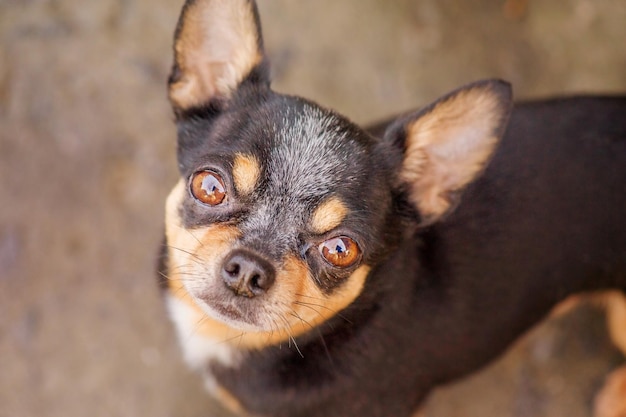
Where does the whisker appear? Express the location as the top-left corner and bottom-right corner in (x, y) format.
(157, 267), (202, 284)
(267, 315), (279, 347)
(316, 327), (334, 366)
(183, 227), (205, 248)
(166, 245), (205, 263)
(286, 308), (315, 331)
(294, 293), (329, 301)
(285, 305), (334, 365)
(157, 269), (179, 282)
(294, 301), (353, 325)
(189, 312), (213, 340)
(236, 331), (245, 349)
(276, 313), (304, 358)
(169, 285), (194, 299)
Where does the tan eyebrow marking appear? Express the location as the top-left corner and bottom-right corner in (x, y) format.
(232, 153), (261, 195)
(310, 196), (348, 234)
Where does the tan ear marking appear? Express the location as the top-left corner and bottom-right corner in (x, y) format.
(169, 0), (263, 109)
(232, 153), (261, 195)
(309, 197), (349, 234)
(400, 83), (511, 223)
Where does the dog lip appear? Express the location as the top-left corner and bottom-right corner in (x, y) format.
(214, 302), (243, 321)
(197, 294), (261, 329)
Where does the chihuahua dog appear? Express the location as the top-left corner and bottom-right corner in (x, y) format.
(158, 0), (626, 416)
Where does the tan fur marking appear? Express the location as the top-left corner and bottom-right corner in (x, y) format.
(603, 291), (626, 355)
(596, 293), (626, 416)
(551, 292), (626, 417)
(553, 291), (626, 354)
(309, 196), (348, 234)
(165, 181), (241, 286)
(411, 409), (426, 417)
(282, 258), (370, 336)
(401, 87), (503, 222)
(549, 294), (586, 318)
(214, 385), (247, 415)
(165, 180), (245, 342)
(594, 366), (626, 417)
(232, 153), (261, 195)
(169, 0), (262, 109)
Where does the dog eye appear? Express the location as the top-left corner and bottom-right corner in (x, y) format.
(319, 237), (360, 268)
(190, 171), (226, 206)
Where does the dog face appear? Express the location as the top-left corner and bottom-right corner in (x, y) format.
(166, 92), (395, 343)
(163, 0), (513, 350)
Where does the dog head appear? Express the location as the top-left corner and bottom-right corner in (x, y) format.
(163, 0), (513, 349)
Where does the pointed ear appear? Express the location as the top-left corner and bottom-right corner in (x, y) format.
(168, 0), (267, 112)
(385, 79), (513, 225)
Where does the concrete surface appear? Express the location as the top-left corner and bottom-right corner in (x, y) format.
(1, 1), (625, 416)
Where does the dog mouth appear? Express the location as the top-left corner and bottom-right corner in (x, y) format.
(194, 289), (265, 331)
(213, 301), (245, 321)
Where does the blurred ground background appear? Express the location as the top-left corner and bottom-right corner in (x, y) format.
(1, 0), (625, 416)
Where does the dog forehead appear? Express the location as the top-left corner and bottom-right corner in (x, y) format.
(236, 102), (373, 253)
(264, 103), (368, 200)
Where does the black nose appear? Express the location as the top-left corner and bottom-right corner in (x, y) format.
(221, 249), (276, 297)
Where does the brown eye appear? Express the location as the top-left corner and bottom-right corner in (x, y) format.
(190, 171), (226, 206)
(319, 236), (360, 268)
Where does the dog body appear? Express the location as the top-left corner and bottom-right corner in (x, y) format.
(159, 1), (626, 416)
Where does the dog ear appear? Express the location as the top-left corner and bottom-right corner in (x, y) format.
(385, 80), (513, 225)
(168, 0), (267, 112)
